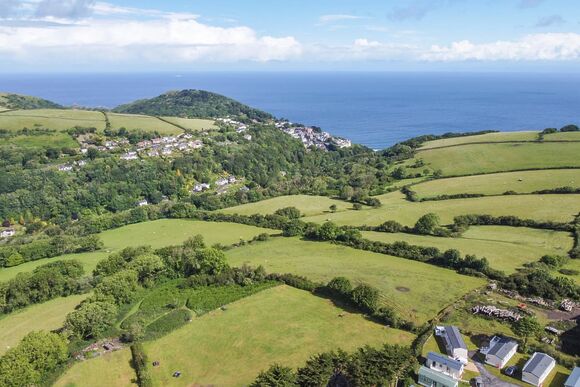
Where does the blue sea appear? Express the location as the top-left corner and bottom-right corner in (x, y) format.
(1, 72), (579, 149)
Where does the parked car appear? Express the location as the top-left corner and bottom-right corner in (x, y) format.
(471, 377), (484, 387)
(505, 366), (518, 377)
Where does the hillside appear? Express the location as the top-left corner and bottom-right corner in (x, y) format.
(113, 89), (273, 120)
(0, 92), (63, 110)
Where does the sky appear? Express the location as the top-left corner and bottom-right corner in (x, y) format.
(0, 0), (579, 72)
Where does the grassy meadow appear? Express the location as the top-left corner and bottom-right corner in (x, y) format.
(106, 113), (182, 135)
(411, 169), (580, 198)
(0, 109), (105, 131)
(219, 194), (357, 216)
(55, 349), (136, 387)
(144, 285), (414, 386)
(226, 237), (485, 324)
(0, 294), (88, 356)
(418, 131), (540, 149)
(417, 142), (580, 176)
(2, 132), (78, 149)
(159, 117), (217, 131)
(362, 226), (573, 273)
(302, 192), (580, 226)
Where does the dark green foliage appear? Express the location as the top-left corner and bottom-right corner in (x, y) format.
(452, 214), (573, 233)
(350, 284), (380, 314)
(414, 213), (441, 235)
(144, 309), (192, 341)
(326, 277), (352, 297)
(0, 260), (85, 313)
(0, 93), (63, 110)
(113, 89), (273, 120)
(64, 300), (118, 339)
(560, 124), (579, 132)
(266, 273), (319, 292)
(130, 342), (153, 387)
(502, 268), (579, 300)
(94, 270), (139, 304)
(539, 254), (569, 269)
(274, 207), (302, 219)
(513, 316), (542, 349)
(0, 331), (68, 387)
(296, 350), (350, 387)
(251, 364), (297, 387)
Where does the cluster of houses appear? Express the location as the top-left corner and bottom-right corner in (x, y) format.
(192, 175), (238, 193)
(418, 325), (574, 387)
(58, 159), (87, 172)
(0, 228), (15, 239)
(274, 121), (352, 150)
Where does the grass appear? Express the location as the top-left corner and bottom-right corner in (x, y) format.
(544, 131), (580, 141)
(1, 132), (78, 149)
(0, 294), (88, 356)
(416, 142), (580, 176)
(107, 113), (182, 135)
(0, 109), (105, 131)
(98, 219), (273, 250)
(0, 220), (272, 283)
(302, 192), (580, 226)
(411, 169), (580, 198)
(485, 352), (571, 387)
(159, 117), (217, 131)
(361, 226), (573, 274)
(419, 132), (541, 149)
(219, 194), (358, 216)
(226, 237), (485, 324)
(55, 348), (137, 387)
(144, 285), (415, 386)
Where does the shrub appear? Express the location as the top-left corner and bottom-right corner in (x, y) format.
(326, 277), (352, 297)
(251, 364), (297, 387)
(350, 284), (380, 314)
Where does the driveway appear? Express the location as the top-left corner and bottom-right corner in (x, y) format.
(473, 361), (520, 387)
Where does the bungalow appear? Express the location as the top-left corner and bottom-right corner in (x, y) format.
(425, 352), (464, 380)
(58, 165), (73, 172)
(137, 199), (149, 207)
(0, 228), (15, 238)
(193, 183), (211, 192)
(418, 365), (458, 387)
(436, 326), (469, 364)
(565, 367), (580, 387)
(522, 352), (556, 386)
(483, 336), (518, 369)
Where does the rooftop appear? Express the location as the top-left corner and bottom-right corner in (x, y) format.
(565, 367), (580, 387)
(523, 352), (556, 378)
(419, 365), (457, 386)
(487, 336), (518, 360)
(427, 352), (464, 371)
(444, 326), (468, 350)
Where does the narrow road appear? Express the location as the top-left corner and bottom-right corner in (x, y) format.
(473, 361), (520, 387)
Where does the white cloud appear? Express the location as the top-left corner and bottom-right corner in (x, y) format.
(318, 14), (364, 24)
(423, 33), (580, 61)
(0, 14), (302, 64)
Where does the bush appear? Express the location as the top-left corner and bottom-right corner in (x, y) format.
(131, 343), (153, 387)
(350, 284), (380, 314)
(145, 309), (192, 340)
(326, 277), (352, 297)
(251, 364), (297, 387)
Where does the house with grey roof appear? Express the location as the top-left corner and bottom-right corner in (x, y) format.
(436, 326), (469, 364)
(426, 352), (464, 380)
(522, 352), (556, 386)
(418, 365), (458, 387)
(565, 367), (580, 387)
(483, 336), (518, 369)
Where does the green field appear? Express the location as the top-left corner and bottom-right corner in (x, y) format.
(0, 109), (105, 131)
(2, 132), (79, 149)
(544, 131), (580, 141)
(227, 237), (484, 324)
(55, 349), (136, 387)
(417, 142), (580, 176)
(411, 169), (580, 198)
(418, 131), (540, 149)
(160, 117), (217, 131)
(362, 226), (573, 273)
(0, 294), (88, 356)
(303, 192), (580, 226)
(107, 113), (182, 135)
(219, 194), (357, 216)
(144, 285), (414, 386)
(0, 220), (272, 283)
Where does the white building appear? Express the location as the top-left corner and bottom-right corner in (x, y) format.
(193, 183), (211, 192)
(58, 165), (73, 172)
(483, 336), (518, 369)
(425, 352), (464, 380)
(137, 199), (149, 207)
(121, 152), (138, 160)
(0, 228), (15, 238)
(436, 326), (469, 364)
(522, 352), (556, 386)
(565, 367), (580, 387)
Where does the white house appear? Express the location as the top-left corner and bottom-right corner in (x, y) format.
(58, 165), (73, 172)
(436, 326), (469, 364)
(418, 366), (458, 387)
(137, 199), (149, 207)
(425, 352), (464, 380)
(121, 152), (138, 160)
(0, 228), (15, 238)
(193, 183), (211, 192)
(483, 336), (518, 369)
(522, 352), (556, 386)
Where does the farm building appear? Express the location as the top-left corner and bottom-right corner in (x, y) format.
(521, 352), (556, 386)
(483, 336), (518, 369)
(565, 367), (580, 387)
(417, 365), (458, 387)
(435, 326), (469, 364)
(425, 352), (464, 380)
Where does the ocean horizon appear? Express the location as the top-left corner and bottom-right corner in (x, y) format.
(1, 71), (579, 149)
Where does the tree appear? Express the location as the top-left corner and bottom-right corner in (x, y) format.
(414, 213), (441, 235)
(274, 207), (301, 219)
(87, 147), (99, 160)
(339, 186), (354, 201)
(184, 248), (228, 276)
(327, 277), (352, 297)
(127, 254), (165, 286)
(64, 301), (118, 339)
(329, 204), (337, 213)
(282, 220), (305, 237)
(183, 234), (205, 250)
(350, 284), (380, 313)
(251, 364), (297, 387)
(94, 270), (139, 304)
(353, 203), (362, 211)
(513, 316), (542, 349)
(5, 252), (24, 267)
(442, 249), (462, 268)
(317, 222), (340, 241)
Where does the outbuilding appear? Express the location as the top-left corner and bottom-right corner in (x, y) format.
(484, 336), (518, 369)
(565, 367), (580, 387)
(418, 365), (458, 387)
(521, 352), (556, 386)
